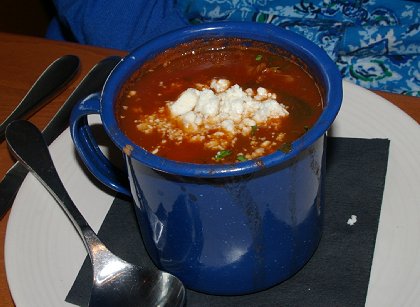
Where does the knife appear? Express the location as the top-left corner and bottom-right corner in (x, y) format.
(0, 55), (122, 219)
(0, 55), (80, 141)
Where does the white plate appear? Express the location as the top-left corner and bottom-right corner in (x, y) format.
(5, 81), (420, 307)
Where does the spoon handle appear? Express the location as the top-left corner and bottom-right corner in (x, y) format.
(0, 55), (80, 141)
(5, 120), (100, 249)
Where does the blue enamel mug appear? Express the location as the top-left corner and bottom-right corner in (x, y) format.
(70, 22), (342, 295)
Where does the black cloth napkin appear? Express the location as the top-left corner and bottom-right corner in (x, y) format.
(66, 137), (390, 307)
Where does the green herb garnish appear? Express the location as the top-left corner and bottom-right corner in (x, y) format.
(278, 142), (292, 153)
(251, 125), (258, 136)
(237, 154), (248, 162)
(255, 54), (263, 61)
(303, 125), (310, 132)
(214, 150), (232, 161)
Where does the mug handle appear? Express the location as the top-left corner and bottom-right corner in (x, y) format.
(70, 93), (131, 196)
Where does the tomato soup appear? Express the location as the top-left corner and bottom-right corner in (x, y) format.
(116, 38), (323, 164)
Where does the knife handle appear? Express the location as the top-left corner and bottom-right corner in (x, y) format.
(0, 56), (121, 219)
(42, 56), (121, 145)
(0, 55), (80, 141)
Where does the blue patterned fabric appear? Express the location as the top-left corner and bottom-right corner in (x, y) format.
(177, 0), (420, 96)
(47, 0), (420, 96)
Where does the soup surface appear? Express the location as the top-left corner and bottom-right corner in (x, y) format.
(116, 38), (323, 164)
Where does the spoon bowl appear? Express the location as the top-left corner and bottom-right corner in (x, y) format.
(5, 120), (186, 307)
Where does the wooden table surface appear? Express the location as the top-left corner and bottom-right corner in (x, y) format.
(0, 32), (419, 306)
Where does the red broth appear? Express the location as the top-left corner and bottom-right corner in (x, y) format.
(116, 38), (323, 164)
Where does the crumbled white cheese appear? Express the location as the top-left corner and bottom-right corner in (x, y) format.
(221, 119), (235, 133)
(167, 78), (289, 135)
(195, 89), (219, 117)
(169, 88), (199, 116)
(210, 78), (230, 93)
(347, 215), (357, 226)
(254, 87), (276, 101)
(135, 78), (291, 160)
(182, 111), (197, 127)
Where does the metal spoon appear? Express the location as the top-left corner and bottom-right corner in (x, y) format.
(0, 55), (80, 141)
(5, 120), (186, 307)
